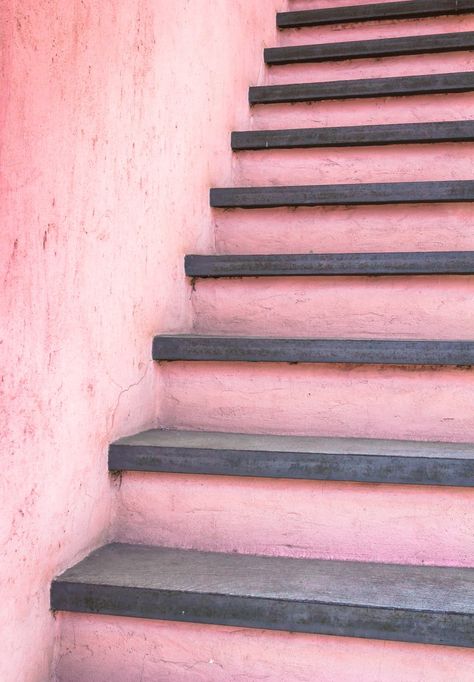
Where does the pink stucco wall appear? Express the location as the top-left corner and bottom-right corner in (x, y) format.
(1, 2), (284, 680)
(4, 1), (474, 680)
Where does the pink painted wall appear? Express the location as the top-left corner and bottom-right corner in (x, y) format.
(0, 2), (285, 680)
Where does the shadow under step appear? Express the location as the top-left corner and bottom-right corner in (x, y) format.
(185, 251), (474, 278)
(249, 72), (474, 105)
(231, 120), (474, 150)
(210, 180), (474, 208)
(152, 335), (474, 366)
(265, 31), (474, 65)
(51, 543), (474, 648)
(277, 0), (474, 29)
(109, 429), (474, 487)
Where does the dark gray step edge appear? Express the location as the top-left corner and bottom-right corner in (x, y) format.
(152, 336), (474, 366)
(249, 72), (474, 105)
(51, 544), (474, 648)
(265, 31), (474, 65)
(277, 0), (474, 29)
(210, 180), (474, 209)
(108, 435), (474, 487)
(231, 121), (474, 150)
(185, 251), (474, 278)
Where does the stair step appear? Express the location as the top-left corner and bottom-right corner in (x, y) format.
(277, 0), (474, 29)
(51, 542), (474, 647)
(210, 180), (474, 208)
(265, 31), (474, 65)
(152, 335), (474, 366)
(109, 429), (474, 487)
(249, 71), (474, 105)
(185, 251), (474, 278)
(232, 120), (474, 151)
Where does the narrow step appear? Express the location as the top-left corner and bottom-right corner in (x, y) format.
(232, 120), (474, 151)
(185, 251), (474, 278)
(152, 335), (474, 365)
(265, 31), (474, 65)
(109, 429), (474, 486)
(210, 180), (474, 208)
(51, 543), (474, 647)
(249, 72), (474, 105)
(277, 0), (474, 29)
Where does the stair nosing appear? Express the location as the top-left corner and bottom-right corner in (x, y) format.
(249, 72), (474, 105)
(210, 180), (474, 208)
(231, 120), (474, 150)
(109, 428), (474, 486)
(265, 31), (474, 65)
(152, 335), (474, 366)
(51, 542), (474, 647)
(276, 0), (474, 29)
(185, 251), (474, 278)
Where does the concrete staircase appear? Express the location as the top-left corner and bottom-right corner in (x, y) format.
(52, 2), (474, 679)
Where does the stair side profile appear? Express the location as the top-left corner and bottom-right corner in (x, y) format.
(53, 2), (474, 679)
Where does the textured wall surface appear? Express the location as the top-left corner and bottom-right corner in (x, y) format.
(0, 2), (282, 680)
(56, 613), (474, 682)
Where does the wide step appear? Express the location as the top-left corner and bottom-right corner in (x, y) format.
(51, 543), (474, 647)
(232, 120), (474, 151)
(152, 335), (474, 365)
(277, 0), (474, 29)
(210, 180), (474, 208)
(109, 428), (474, 486)
(265, 32), (474, 65)
(185, 251), (474, 278)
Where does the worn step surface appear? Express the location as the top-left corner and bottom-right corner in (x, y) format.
(210, 180), (474, 208)
(265, 31), (474, 65)
(185, 251), (474, 278)
(153, 335), (474, 365)
(51, 543), (474, 647)
(277, 1), (474, 29)
(109, 429), (474, 486)
(249, 71), (474, 105)
(232, 120), (474, 150)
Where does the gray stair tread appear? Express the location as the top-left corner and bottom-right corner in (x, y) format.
(51, 543), (474, 646)
(53, 543), (474, 613)
(210, 180), (474, 208)
(109, 429), (474, 486)
(185, 251), (474, 278)
(152, 335), (474, 366)
(231, 120), (474, 150)
(276, 1), (474, 29)
(265, 31), (474, 65)
(249, 72), (474, 105)
(112, 429), (474, 461)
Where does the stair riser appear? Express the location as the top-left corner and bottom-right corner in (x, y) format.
(233, 145), (474, 186)
(265, 53), (474, 86)
(250, 94), (474, 131)
(56, 613), (474, 682)
(191, 277), (474, 339)
(278, 12), (474, 46)
(160, 363), (474, 442)
(215, 205), (474, 254)
(116, 473), (473, 566)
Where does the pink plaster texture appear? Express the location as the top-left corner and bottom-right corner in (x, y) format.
(55, 613), (474, 682)
(192, 276), (474, 339)
(1, 1), (284, 680)
(160, 362), (474, 442)
(4, 0), (474, 679)
(116, 472), (474, 566)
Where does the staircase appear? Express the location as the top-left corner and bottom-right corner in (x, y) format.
(52, 2), (474, 680)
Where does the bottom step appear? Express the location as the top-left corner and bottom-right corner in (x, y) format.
(51, 543), (474, 648)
